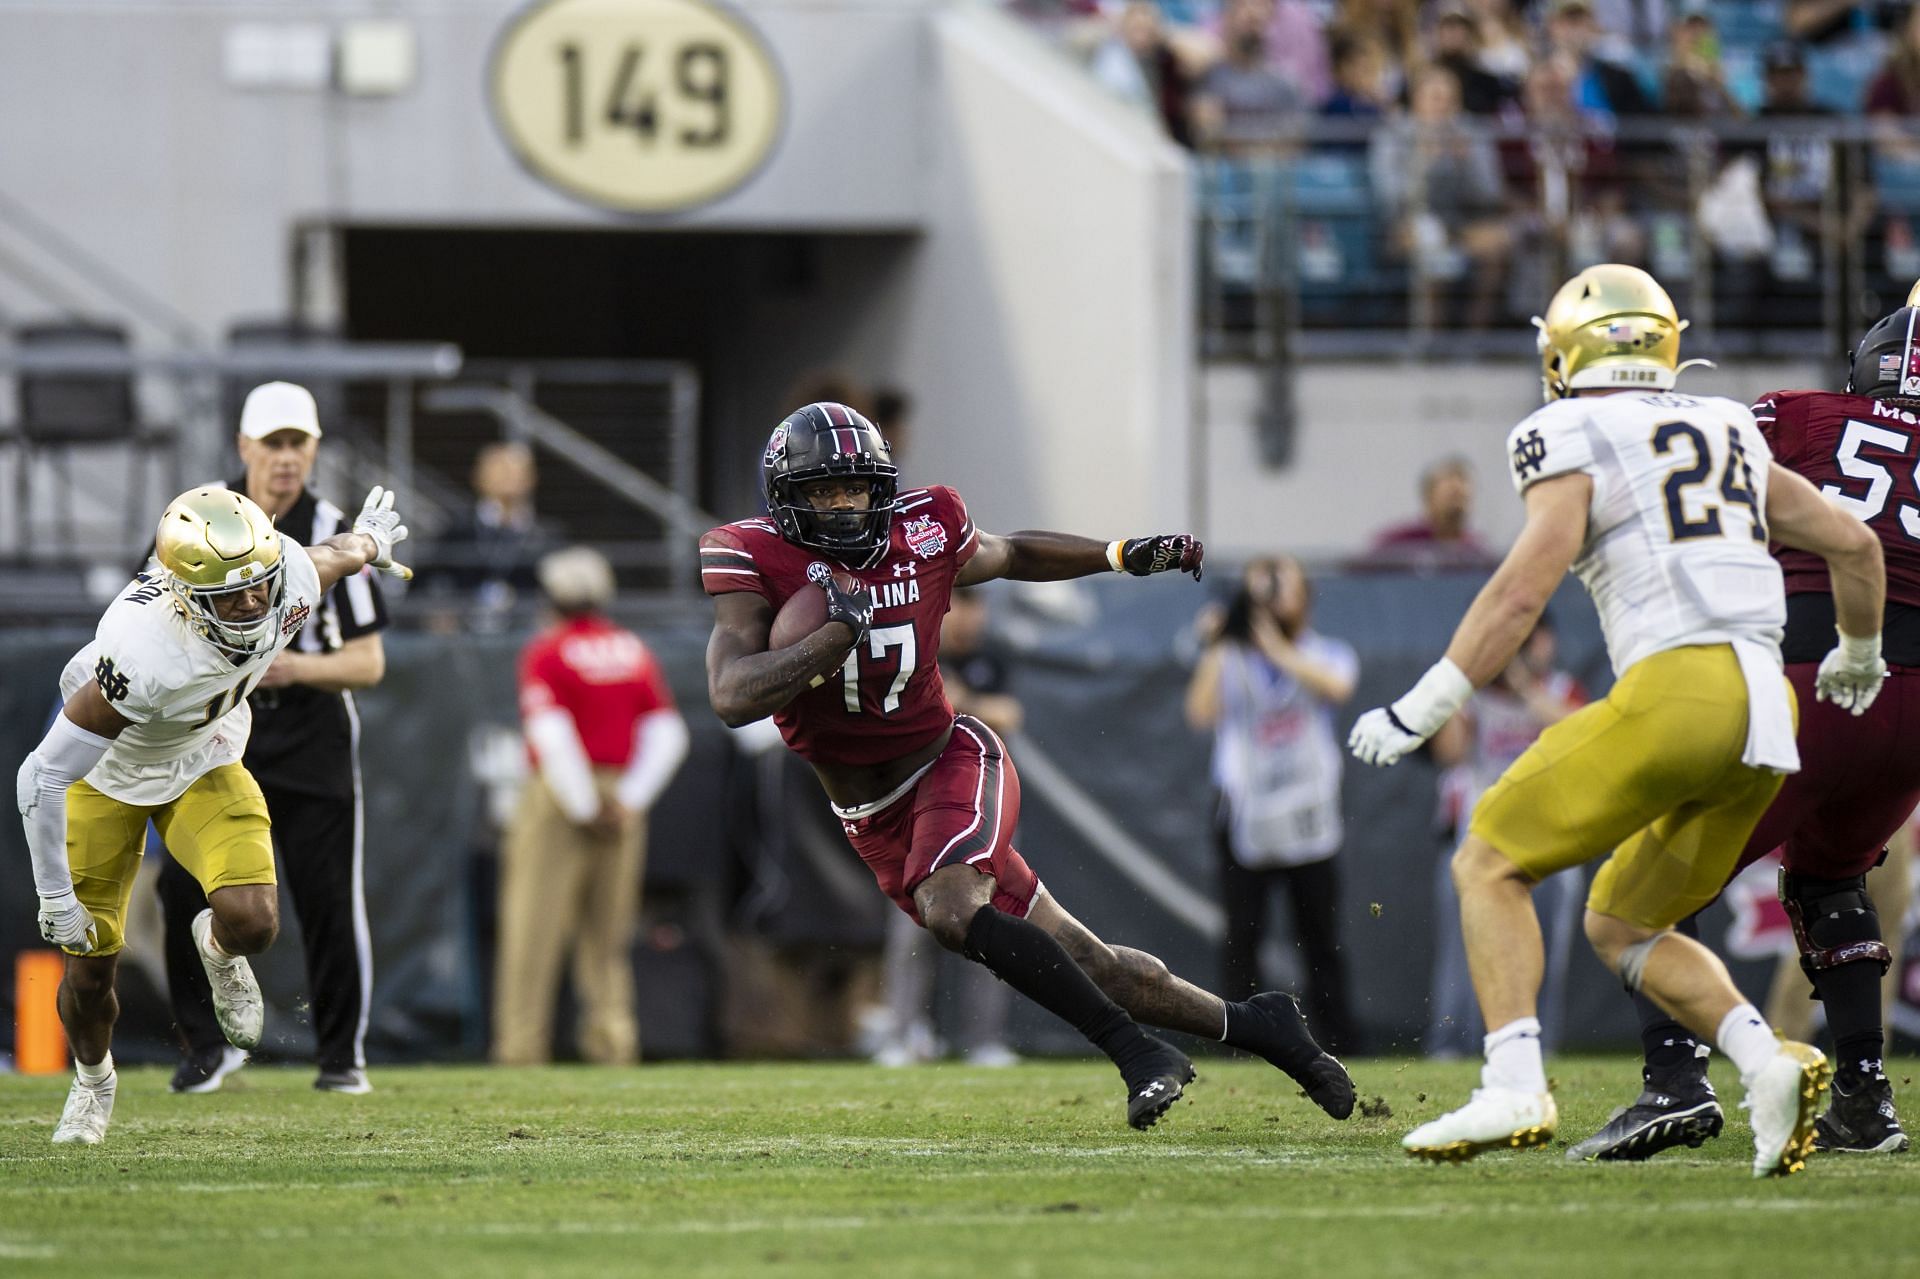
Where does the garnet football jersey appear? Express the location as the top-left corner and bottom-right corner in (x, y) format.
(1754, 389), (1920, 610)
(701, 486), (978, 767)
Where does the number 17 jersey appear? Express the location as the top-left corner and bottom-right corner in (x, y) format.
(700, 486), (978, 767)
(1506, 391), (1784, 677)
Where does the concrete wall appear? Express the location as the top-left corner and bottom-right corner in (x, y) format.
(1200, 358), (1830, 559)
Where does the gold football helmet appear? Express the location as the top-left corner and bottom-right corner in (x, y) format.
(1907, 278), (1920, 308)
(155, 487), (286, 656)
(1533, 264), (1689, 402)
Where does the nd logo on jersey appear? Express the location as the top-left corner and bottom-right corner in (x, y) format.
(94, 656), (130, 704)
(1513, 429), (1548, 480)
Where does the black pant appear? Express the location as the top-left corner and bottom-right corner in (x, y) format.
(1215, 820), (1357, 1053)
(158, 782), (370, 1074)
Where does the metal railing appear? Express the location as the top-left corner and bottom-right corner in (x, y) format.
(1197, 116), (1899, 365)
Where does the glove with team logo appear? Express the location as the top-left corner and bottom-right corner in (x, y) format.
(818, 573), (873, 641)
(1111, 535), (1205, 580)
(353, 486), (413, 581)
(37, 890), (97, 954)
(1814, 632), (1887, 717)
(1349, 658), (1474, 767)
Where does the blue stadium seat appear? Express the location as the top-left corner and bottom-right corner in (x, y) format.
(1875, 155), (1920, 213)
(1709, 0), (1786, 48)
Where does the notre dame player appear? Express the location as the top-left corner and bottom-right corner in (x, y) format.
(15, 485), (409, 1144)
(1350, 265), (1887, 1176)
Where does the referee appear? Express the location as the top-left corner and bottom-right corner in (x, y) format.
(157, 381), (389, 1094)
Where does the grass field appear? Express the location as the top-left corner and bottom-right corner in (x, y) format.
(2, 1055), (1917, 1278)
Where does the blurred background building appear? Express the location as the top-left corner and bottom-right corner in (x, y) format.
(1, 0), (1915, 1065)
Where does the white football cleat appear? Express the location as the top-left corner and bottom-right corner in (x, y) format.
(1404, 1085), (1558, 1163)
(192, 908), (264, 1051)
(51, 1072), (116, 1146)
(1742, 1040), (1830, 1178)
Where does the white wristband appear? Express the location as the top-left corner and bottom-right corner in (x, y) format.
(1839, 631), (1883, 668)
(1106, 541), (1126, 573)
(1389, 658), (1475, 738)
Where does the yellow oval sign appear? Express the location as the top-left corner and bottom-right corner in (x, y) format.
(490, 0), (784, 214)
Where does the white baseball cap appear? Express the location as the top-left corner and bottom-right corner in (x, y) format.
(239, 381), (322, 440)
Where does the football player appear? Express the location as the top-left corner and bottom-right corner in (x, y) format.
(1350, 264), (1888, 1177)
(16, 485), (409, 1144)
(1570, 297), (1920, 1161)
(701, 403), (1354, 1130)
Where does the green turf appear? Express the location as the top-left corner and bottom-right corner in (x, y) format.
(1, 1056), (1916, 1278)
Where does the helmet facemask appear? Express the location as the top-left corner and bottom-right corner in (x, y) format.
(167, 559), (287, 657)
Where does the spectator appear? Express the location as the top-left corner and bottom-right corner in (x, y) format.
(1369, 67), (1513, 325)
(1463, 0), (1533, 83)
(1190, 0), (1309, 153)
(1320, 33), (1394, 120)
(492, 547), (690, 1065)
(1789, 0), (1913, 45)
(1203, 0), (1333, 108)
(1332, 0), (1422, 100)
(1430, 4), (1516, 115)
(1185, 555), (1360, 1052)
(1089, 2), (1197, 145)
(1867, 6), (1920, 117)
(1662, 12), (1742, 119)
(1359, 454), (1497, 572)
(873, 589), (1021, 1067)
(1426, 619), (1587, 1055)
(1500, 53), (1643, 281)
(1755, 43), (1838, 285)
(431, 441), (550, 618)
(872, 385), (915, 464)
(1543, 0), (1657, 120)
(1583, 0), (1672, 57)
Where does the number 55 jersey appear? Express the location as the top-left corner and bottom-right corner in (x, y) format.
(1755, 389), (1920, 663)
(1507, 390), (1784, 678)
(699, 485), (977, 766)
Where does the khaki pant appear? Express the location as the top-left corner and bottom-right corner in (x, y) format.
(492, 770), (647, 1065)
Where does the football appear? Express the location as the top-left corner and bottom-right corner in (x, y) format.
(768, 570), (860, 648)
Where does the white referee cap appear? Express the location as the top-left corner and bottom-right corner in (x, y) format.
(239, 381), (323, 439)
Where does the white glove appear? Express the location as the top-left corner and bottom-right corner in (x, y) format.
(353, 486), (412, 581)
(38, 890), (97, 954)
(1349, 658), (1475, 768)
(1814, 632), (1887, 717)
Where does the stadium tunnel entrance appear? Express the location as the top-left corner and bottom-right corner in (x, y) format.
(340, 226), (921, 539)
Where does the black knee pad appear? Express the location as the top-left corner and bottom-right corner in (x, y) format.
(1779, 868), (1892, 978)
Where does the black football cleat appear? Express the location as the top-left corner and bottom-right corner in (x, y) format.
(1814, 1073), (1909, 1154)
(1242, 991), (1356, 1119)
(169, 1044), (247, 1095)
(1565, 1067), (1722, 1162)
(1122, 1036), (1196, 1131)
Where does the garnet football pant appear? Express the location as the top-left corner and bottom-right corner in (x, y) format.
(158, 782), (371, 1074)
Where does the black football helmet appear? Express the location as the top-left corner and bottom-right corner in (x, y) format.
(762, 402), (898, 562)
(1846, 306), (1920, 401)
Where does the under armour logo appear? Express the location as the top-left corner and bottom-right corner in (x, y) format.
(892, 562), (916, 578)
(1512, 429), (1548, 480)
(94, 656), (130, 704)
(1138, 1081), (1167, 1098)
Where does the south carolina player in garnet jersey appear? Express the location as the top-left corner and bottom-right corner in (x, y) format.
(1574, 308), (1920, 1162)
(701, 402), (1354, 1131)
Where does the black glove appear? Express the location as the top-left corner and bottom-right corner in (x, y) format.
(1120, 534), (1205, 581)
(816, 570), (873, 639)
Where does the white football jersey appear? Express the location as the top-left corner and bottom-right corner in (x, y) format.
(1507, 390), (1785, 677)
(58, 539), (322, 805)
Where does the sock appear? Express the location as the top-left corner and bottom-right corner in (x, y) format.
(1716, 1003), (1778, 1077)
(1483, 1017), (1547, 1094)
(76, 1052), (113, 1085)
(1810, 962), (1887, 1088)
(1634, 991), (1707, 1075)
(960, 907), (1148, 1065)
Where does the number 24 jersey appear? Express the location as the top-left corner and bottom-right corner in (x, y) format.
(700, 486), (977, 767)
(1506, 390), (1784, 677)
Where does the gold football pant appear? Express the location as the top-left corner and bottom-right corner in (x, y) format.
(64, 764), (277, 956)
(492, 770), (648, 1066)
(1469, 643), (1794, 931)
